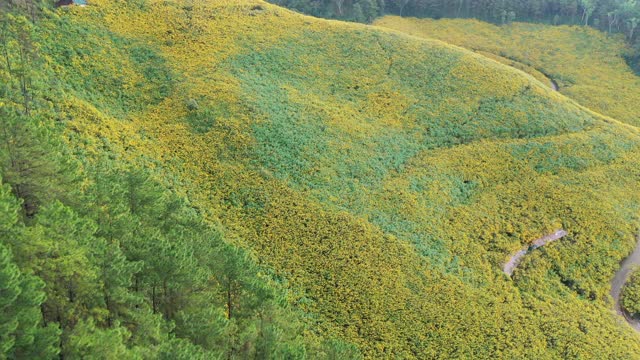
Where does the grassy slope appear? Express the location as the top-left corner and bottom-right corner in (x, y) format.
(373, 16), (640, 127)
(46, 1), (640, 358)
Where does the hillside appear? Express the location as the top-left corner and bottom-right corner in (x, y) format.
(2, 0), (640, 358)
(374, 16), (640, 127)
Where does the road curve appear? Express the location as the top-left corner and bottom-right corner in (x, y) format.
(504, 230), (640, 331)
(611, 236), (640, 331)
(504, 230), (568, 276)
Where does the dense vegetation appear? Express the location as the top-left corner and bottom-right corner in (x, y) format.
(374, 16), (640, 127)
(273, 0), (639, 29)
(2, 0), (640, 358)
(0, 1), (357, 358)
(269, 0), (640, 70)
(622, 268), (640, 317)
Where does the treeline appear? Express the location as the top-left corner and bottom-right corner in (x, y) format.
(270, 0), (640, 70)
(272, 0), (639, 34)
(0, 2), (358, 358)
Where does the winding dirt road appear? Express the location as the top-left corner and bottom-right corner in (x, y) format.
(610, 236), (640, 331)
(505, 231), (640, 331)
(504, 230), (568, 276)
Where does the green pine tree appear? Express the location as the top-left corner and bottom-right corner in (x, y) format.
(0, 242), (59, 359)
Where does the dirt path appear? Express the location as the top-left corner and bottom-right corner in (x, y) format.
(504, 230), (568, 276)
(504, 231), (640, 331)
(610, 236), (640, 331)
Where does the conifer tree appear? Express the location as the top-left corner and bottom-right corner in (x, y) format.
(0, 110), (70, 217)
(62, 319), (136, 360)
(28, 201), (101, 329)
(0, 241), (59, 358)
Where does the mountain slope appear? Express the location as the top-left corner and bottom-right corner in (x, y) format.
(374, 16), (640, 127)
(29, 0), (640, 357)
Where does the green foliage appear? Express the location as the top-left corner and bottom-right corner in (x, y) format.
(0, 2), (352, 358)
(270, 0), (640, 41)
(624, 38), (640, 73)
(271, 0), (383, 22)
(38, 0), (638, 357)
(1, 0), (640, 358)
(39, 15), (175, 117)
(63, 319), (139, 360)
(0, 181), (60, 359)
(0, 22), (80, 217)
(0, 240), (59, 359)
(622, 268), (640, 316)
(155, 338), (209, 360)
(28, 202), (102, 329)
(375, 16), (640, 126)
(271, 0), (640, 74)
(319, 339), (362, 360)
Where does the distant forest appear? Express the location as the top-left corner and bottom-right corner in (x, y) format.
(270, 0), (640, 71)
